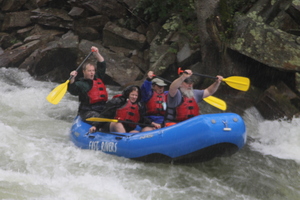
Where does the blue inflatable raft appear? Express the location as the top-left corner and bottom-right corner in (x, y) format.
(70, 113), (247, 163)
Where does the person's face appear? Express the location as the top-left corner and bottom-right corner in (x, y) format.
(129, 90), (138, 103)
(83, 64), (96, 80)
(153, 84), (164, 94)
(181, 82), (193, 90)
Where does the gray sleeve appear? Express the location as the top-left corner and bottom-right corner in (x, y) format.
(193, 89), (204, 103)
(167, 89), (182, 108)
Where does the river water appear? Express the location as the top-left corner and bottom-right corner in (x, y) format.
(0, 67), (299, 200)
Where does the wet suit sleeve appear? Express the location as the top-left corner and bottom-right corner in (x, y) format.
(96, 61), (106, 80)
(68, 81), (80, 96)
(68, 79), (91, 96)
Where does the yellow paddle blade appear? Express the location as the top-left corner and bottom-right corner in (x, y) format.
(203, 96), (227, 111)
(86, 117), (119, 123)
(223, 76), (250, 92)
(46, 80), (70, 105)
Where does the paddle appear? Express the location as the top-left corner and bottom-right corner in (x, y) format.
(178, 68), (250, 91)
(86, 117), (155, 127)
(153, 75), (227, 111)
(203, 96), (226, 111)
(46, 51), (94, 104)
(153, 75), (171, 84)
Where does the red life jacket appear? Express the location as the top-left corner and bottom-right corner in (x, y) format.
(87, 78), (108, 104)
(175, 96), (199, 121)
(114, 100), (140, 128)
(146, 91), (166, 116)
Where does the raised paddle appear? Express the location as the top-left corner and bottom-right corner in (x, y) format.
(153, 75), (227, 111)
(46, 51), (94, 104)
(86, 117), (155, 127)
(178, 68), (250, 91)
(153, 75), (171, 84)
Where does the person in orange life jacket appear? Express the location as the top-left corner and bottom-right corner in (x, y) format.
(165, 69), (223, 124)
(68, 46), (108, 132)
(141, 71), (168, 125)
(96, 85), (161, 133)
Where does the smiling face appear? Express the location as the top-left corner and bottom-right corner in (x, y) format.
(83, 64), (96, 80)
(128, 90), (138, 103)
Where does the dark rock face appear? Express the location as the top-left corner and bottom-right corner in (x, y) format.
(0, 0), (300, 119)
(103, 22), (147, 50)
(256, 82), (300, 120)
(2, 10), (33, 31)
(230, 15), (300, 71)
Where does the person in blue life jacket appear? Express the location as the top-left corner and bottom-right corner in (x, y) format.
(92, 85), (161, 133)
(165, 69), (223, 126)
(141, 71), (168, 126)
(68, 46), (108, 132)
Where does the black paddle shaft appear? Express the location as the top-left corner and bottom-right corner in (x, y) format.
(194, 73), (218, 80)
(182, 71), (217, 80)
(153, 75), (171, 84)
(68, 51), (94, 80)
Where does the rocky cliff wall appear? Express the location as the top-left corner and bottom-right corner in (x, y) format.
(1, 0), (300, 119)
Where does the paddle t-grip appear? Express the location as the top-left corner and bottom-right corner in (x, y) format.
(177, 67), (217, 80)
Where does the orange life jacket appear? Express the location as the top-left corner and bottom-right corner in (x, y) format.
(146, 91), (166, 116)
(87, 78), (108, 104)
(114, 100), (140, 128)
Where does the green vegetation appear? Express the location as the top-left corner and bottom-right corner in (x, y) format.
(131, 0), (260, 49)
(219, 0), (258, 39)
(10, 38), (20, 44)
(132, 0), (258, 43)
(133, 0), (199, 45)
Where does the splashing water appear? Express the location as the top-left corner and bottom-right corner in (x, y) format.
(0, 68), (299, 200)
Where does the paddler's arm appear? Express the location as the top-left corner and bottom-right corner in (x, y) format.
(92, 46), (104, 62)
(68, 71), (80, 95)
(203, 75), (223, 98)
(168, 69), (192, 97)
(141, 71), (154, 102)
(92, 46), (106, 80)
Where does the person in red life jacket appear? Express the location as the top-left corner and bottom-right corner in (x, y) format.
(141, 71), (168, 125)
(95, 85), (161, 133)
(165, 69), (223, 125)
(68, 46), (108, 132)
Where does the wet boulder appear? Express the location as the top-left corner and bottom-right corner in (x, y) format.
(230, 16), (300, 72)
(103, 22), (147, 50)
(69, 0), (127, 19)
(0, 0), (27, 12)
(18, 31), (80, 81)
(0, 40), (41, 67)
(229, 0), (300, 72)
(0, 32), (16, 49)
(73, 15), (109, 40)
(30, 8), (73, 29)
(1, 10), (32, 31)
(255, 82), (300, 120)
